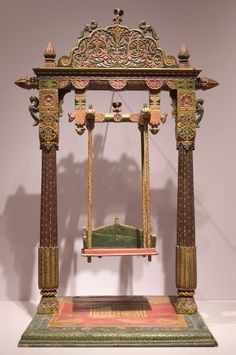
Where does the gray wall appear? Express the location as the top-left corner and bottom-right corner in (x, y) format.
(0, 0), (235, 300)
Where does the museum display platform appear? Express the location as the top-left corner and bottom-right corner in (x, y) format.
(18, 296), (217, 347)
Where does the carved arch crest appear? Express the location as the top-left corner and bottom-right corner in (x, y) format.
(58, 24), (177, 69)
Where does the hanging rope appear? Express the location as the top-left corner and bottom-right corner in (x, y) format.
(141, 130), (147, 248)
(144, 123), (151, 249)
(87, 122), (93, 249)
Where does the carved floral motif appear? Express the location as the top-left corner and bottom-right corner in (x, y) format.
(58, 25), (177, 69)
(39, 113), (59, 150)
(109, 79), (127, 90)
(71, 79), (89, 89)
(181, 94), (193, 108)
(146, 79), (164, 90)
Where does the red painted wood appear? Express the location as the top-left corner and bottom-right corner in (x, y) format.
(81, 248), (158, 257)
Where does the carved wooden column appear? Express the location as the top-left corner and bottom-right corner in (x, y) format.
(174, 77), (198, 314)
(37, 74), (60, 314)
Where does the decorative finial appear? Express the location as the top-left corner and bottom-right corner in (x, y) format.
(15, 76), (38, 90)
(44, 42), (56, 67)
(178, 43), (190, 68)
(196, 77), (219, 91)
(114, 216), (120, 224)
(113, 8), (124, 24)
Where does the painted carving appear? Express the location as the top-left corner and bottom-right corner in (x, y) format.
(59, 79), (70, 89)
(112, 102), (122, 122)
(29, 96), (40, 126)
(58, 13), (177, 69)
(113, 8), (124, 24)
(71, 79), (89, 89)
(79, 20), (98, 38)
(195, 98), (204, 127)
(176, 114), (196, 150)
(40, 91), (58, 112)
(109, 79), (127, 90)
(39, 113), (59, 150)
(39, 79), (59, 90)
(166, 80), (176, 90)
(196, 77), (219, 91)
(176, 86), (196, 150)
(139, 21), (159, 41)
(15, 76), (39, 90)
(181, 94), (193, 108)
(160, 113), (168, 124)
(146, 79), (164, 90)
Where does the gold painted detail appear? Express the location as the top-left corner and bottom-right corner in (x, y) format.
(90, 307), (147, 318)
(38, 246), (59, 290)
(176, 246), (196, 290)
(39, 86), (59, 150)
(177, 80), (195, 90)
(176, 88), (196, 150)
(175, 297), (197, 314)
(37, 294), (59, 314)
(39, 79), (59, 90)
(39, 112), (59, 150)
(178, 291), (195, 297)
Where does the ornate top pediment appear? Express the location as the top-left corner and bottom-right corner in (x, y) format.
(58, 9), (177, 69)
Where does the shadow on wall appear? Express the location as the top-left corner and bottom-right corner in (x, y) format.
(0, 134), (178, 309)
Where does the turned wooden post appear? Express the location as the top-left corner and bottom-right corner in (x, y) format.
(38, 147), (59, 314)
(174, 75), (198, 314)
(37, 46), (60, 313)
(175, 148), (197, 313)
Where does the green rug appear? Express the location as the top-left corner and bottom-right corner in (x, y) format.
(18, 296), (217, 347)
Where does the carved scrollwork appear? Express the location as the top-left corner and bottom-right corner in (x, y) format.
(58, 17), (177, 69)
(39, 113), (59, 150)
(176, 114), (196, 150)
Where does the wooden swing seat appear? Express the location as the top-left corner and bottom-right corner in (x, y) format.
(81, 218), (157, 259)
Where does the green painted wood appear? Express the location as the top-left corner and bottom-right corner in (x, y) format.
(18, 296), (217, 348)
(83, 223), (156, 249)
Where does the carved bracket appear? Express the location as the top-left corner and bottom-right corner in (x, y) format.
(195, 98), (204, 128)
(29, 96), (40, 126)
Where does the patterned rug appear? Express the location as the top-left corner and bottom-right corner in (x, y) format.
(18, 296), (217, 347)
(49, 296), (187, 328)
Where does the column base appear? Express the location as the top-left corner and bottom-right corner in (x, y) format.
(37, 292), (59, 314)
(175, 296), (198, 314)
